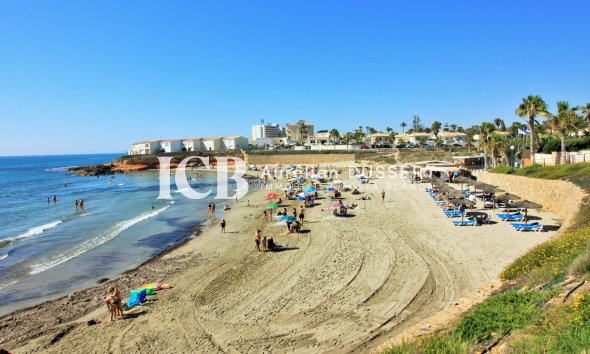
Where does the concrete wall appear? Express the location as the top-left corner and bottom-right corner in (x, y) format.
(474, 171), (586, 230)
(244, 153), (356, 165)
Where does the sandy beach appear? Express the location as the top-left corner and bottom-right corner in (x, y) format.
(1, 166), (559, 353)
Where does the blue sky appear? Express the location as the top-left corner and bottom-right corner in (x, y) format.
(0, 1), (589, 155)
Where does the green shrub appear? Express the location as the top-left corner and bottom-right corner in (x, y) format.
(383, 334), (468, 354)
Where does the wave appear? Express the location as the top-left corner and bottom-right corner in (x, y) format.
(29, 205), (171, 275)
(44, 167), (68, 172)
(0, 253), (7, 261)
(0, 220), (63, 245)
(0, 279), (18, 290)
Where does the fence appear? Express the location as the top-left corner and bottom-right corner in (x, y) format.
(533, 151), (590, 166)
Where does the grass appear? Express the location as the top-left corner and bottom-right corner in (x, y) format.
(509, 291), (590, 353)
(383, 290), (555, 353)
(385, 334), (468, 354)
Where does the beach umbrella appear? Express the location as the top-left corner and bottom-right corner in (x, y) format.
(265, 192), (279, 199)
(513, 200), (542, 224)
(495, 193), (521, 203)
(454, 176), (472, 184)
(267, 203), (279, 209)
(447, 197), (476, 221)
(282, 215), (296, 222)
(297, 192), (310, 197)
(304, 187), (316, 193)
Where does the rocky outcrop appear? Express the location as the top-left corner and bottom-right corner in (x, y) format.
(68, 164), (117, 176)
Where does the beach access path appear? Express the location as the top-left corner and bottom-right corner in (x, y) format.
(9, 169), (558, 353)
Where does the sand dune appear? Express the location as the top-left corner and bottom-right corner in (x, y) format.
(10, 172), (557, 353)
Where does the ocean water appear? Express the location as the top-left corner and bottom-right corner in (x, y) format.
(0, 154), (229, 314)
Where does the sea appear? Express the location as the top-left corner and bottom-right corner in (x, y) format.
(0, 154), (230, 315)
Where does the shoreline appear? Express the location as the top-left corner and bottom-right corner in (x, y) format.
(0, 171), (263, 348)
(0, 223), (204, 345)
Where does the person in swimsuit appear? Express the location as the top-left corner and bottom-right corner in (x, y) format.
(220, 218), (226, 233)
(262, 236), (267, 252)
(255, 230), (261, 252)
(108, 287), (124, 319)
(298, 210), (305, 224)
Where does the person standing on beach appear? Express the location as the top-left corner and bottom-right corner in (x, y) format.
(299, 209), (305, 224)
(262, 210), (267, 222)
(262, 236), (267, 252)
(220, 218), (226, 233)
(381, 190), (385, 203)
(255, 229), (261, 252)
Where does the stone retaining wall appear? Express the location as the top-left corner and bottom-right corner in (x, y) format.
(473, 171), (586, 230)
(244, 153), (356, 165)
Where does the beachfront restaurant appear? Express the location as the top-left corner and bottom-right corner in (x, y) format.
(411, 160), (460, 181)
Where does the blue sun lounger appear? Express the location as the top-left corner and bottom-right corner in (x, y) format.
(511, 223), (543, 232)
(444, 210), (465, 218)
(452, 218), (477, 226)
(497, 213), (525, 221)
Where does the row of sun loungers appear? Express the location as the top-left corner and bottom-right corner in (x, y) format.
(428, 186), (545, 231)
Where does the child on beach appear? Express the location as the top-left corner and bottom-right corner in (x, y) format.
(262, 210), (267, 221)
(220, 218), (226, 233)
(262, 236), (267, 251)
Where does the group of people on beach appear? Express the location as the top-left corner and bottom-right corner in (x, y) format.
(102, 286), (124, 321)
(254, 229), (275, 252)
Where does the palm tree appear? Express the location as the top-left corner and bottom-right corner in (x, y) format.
(400, 122), (407, 134)
(386, 126), (393, 134)
(329, 129), (340, 147)
(489, 133), (507, 168)
(431, 121), (442, 151)
(479, 122), (496, 170)
(580, 102), (590, 129)
(515, 95), (549, 164)
(298, 121), (307, 145)
(388, 131), (397, 149)
(450, 124), (457, 132)
(551, 101), (582, 164)
(344, 132), (354, 150)
(493, 118), (503, 130)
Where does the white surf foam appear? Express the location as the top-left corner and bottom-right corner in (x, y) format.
(29, 205), (171, 275)
(0, 279), (18, 290)
(0, 253), (7, 261)
(1, 220), (63, 243)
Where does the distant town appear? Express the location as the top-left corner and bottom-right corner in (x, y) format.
(128, 116), (514, 155)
